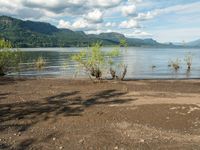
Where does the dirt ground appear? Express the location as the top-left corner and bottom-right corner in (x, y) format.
(1, 77), (200, 150)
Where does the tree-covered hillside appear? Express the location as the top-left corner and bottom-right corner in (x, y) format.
(0, 16), (180, 48)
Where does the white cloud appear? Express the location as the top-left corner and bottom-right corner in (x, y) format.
(121, 4), (136, 16)
(58, 20), (72, 29)
(90, 0), (123, 8)
(135, 11), (157, 20)
(125, 30), (152, 37)
(105, 22), (116, 27)
(135, 1), (200, 21)
(85, 9), (103, 23)
(119, 19), (140, 29)
(58, 18), (101, 31)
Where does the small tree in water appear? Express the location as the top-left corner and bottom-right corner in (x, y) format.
(72, 42), (127, 80)
(0, 39), (22, 76)
(184, 52), (193, 71)
(35, 56), (46, 71)
(109, 39), (128, 80)
(169, 58), (181, 71)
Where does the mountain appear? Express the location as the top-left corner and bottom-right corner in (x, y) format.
(0, 15), (179, 48)
(186, 39), (200, 47)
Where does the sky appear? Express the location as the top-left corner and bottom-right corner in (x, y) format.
(0, 0), (200, 43)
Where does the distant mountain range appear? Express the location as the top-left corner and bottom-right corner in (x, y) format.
(0, 16), (199, 48)
(186, 39), (200, 47)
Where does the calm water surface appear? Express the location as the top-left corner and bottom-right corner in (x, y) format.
(9, 47), (200, 79)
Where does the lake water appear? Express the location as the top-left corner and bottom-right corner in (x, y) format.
(9, 47), (200, 79)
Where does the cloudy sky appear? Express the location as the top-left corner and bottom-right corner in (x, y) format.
(0, 0), (200, 42)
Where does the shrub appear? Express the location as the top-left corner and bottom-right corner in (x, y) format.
(169, 58), (181, 71)
(35, 56), (46, 71)
(72, 42), (127, 80)
(0, 39), (22, 76)
(109, 40), (128, 80)
(184, 52), (193, 70)
(119, 39), (128, 47)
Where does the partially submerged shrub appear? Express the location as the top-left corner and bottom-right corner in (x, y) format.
(184, 52), (193, 70)
(72, 42), (127, 80)
(72, 43), (104, 79)
(108, 40), (128, 80)
(0, 39), (22, 76)
(169, 58), (181, 71)
(35, 56), (46, 71)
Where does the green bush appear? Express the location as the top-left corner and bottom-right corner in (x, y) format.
(184, 52), (193, 70)
(169, 58), (181, 71)
(0, 39), (22, 76)
(35, 56), (46, 71)
(72, 42), (128, 80)
(72, 43), (107, 79)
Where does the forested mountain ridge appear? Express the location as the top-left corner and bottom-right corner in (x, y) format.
(0, 16), (196, 48)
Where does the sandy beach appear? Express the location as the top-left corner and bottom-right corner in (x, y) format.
(0, 77), (200, 149)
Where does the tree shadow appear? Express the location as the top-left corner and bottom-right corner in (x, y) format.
(0, 77), (27, 85)
(0, 143), (10, 150)
(0, 90), (135, 133)
(0, 93), (10, 101)
(15, 139), (35, 150)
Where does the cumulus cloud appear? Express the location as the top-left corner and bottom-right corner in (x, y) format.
(125, 30), (152, 37)
(90, 0), (123, 8)
(135, 11), (157, 20)
(58, 18), (101, 31)
(121, 4), (136, 16)
(84, 9), (103, 23)
(105, 22), (117, 27)
(119, 19), (140, 29)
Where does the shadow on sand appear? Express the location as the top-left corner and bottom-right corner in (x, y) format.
(0, 89), (136, 149)
(0, 89), (135, 132)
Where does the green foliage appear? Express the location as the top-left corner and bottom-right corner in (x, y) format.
(119, 39), (128, 47)
(72, 42), (128, 80)
(72, 43), (121, 80)
(35, 56), (46, 71)
(108, 41), (128, 80)
(169, 58), (181, 71)
(184, 52), (193, 70)
(0, 38), (22, 76)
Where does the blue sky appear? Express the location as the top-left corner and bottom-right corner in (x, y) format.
(0, 0), (199, 42)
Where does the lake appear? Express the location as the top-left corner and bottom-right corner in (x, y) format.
(9, 47), (200, 79)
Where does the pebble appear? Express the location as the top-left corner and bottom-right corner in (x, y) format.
(18, 132), (21, 136)
(114, 146), (118, 150)
(59, 146), (63, 149)
(139, 139), (145, 143)
(53, 137), (56, 141)
(79, 139), (84, 144)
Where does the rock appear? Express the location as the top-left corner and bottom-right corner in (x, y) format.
(53, 137), (56, 141)
(59, 146), (63, 149)
(114, 146), (118, 149)
(79, 139), (84, 144)
(139, 139), (145, 143)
